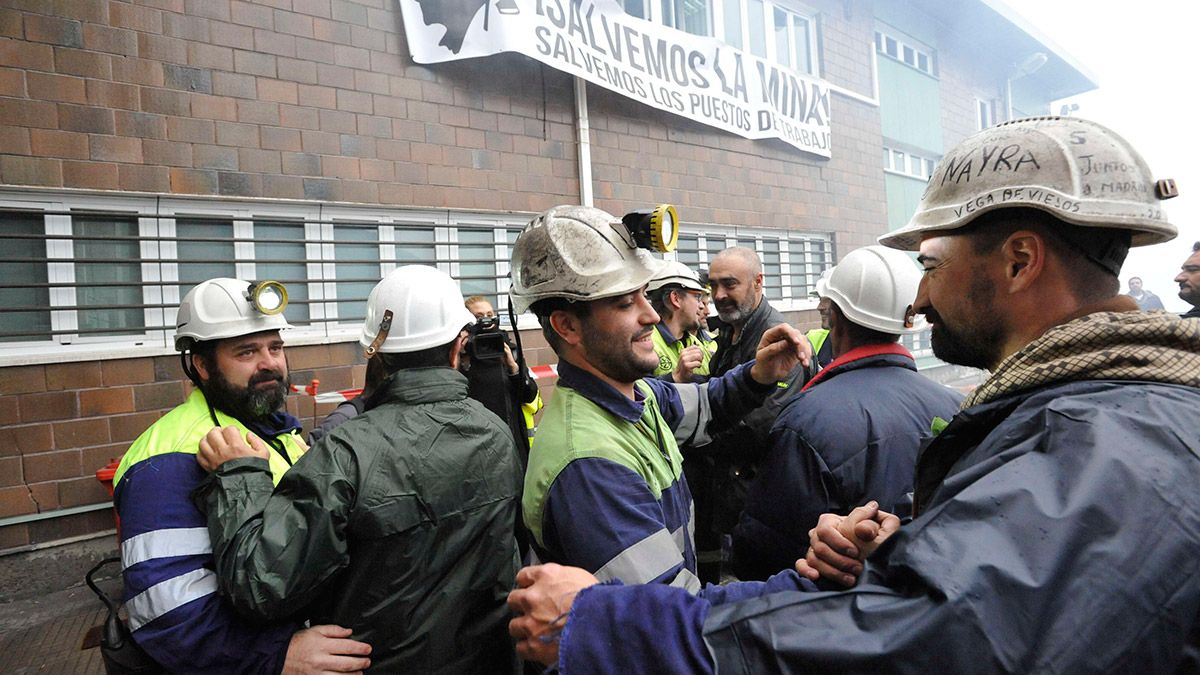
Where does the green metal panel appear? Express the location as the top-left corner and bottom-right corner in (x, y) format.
(884, 172), (929, 232)
(878, 57), (942, 153)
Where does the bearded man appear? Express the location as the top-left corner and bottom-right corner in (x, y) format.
(112, 278), (370, 674)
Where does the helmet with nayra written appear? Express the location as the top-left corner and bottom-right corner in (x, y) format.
(509, 205), (666, 314)
(818, 246), (925, 334)
(647, 260), (705, 293)
(360, 265), (475, 356)
(879, 116), (1179, 252)
(175, 278), (292, 351)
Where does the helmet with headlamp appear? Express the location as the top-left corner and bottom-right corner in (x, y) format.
(174, 278), (293, 351)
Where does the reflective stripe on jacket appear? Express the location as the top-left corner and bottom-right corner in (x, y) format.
(113, 389), (305, 674)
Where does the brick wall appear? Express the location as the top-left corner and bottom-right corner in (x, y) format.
(0, 325), (561, 550)
(0, 0), (580, 210)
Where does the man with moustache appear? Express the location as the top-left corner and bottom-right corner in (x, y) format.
(692, 247), (817, 581)
(512, 205), (809, 592)
(509, 118), (1200, 673)
(1176, 241), (1200, 318)
(112, 278), (370, 674)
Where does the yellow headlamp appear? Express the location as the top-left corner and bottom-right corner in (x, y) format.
(622, 204), (679, 253)
(249, 280), (289, 315)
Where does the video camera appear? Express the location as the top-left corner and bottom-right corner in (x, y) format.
(465, 316), (507, 361)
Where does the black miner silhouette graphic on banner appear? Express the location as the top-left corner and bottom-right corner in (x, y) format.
(415, 0), (520, 55)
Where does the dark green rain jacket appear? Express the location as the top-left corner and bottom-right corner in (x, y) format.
(195, 367), (522, 674)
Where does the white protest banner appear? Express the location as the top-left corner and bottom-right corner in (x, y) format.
(398, 0), (832, 157)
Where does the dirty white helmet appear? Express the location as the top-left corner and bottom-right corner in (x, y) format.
(175, 278), (292, 351)
(509, 205), (666, 314)
(648, 260), (704, 293)
(879, 116), (1178, 251)
(359, 265), (475, 356)
(818, 246), (924, 334)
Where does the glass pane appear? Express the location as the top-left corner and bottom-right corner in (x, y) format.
(761, 239), (780, 301)
(918, 52), (929, 72)
(773, 7), (790, 66)
(334, 222), (379, 325)
(680, 0), (709, 35)
(748, 0), (765, 57)
(926, 158), (937, 177)
(893, 150), (905, 167)
(676, 235), (701, 267)
(620, 0), (647, 18)
(874, 31), (882, 51)
(255, 220), (309, 324)
(176, 218), (236, 301)
(660, 0), (674, 25)
(903, 45), (915, 65)
(457, 228), (499, 301)
(74, 215), (143, 337)
(394, 224), (436, 264)
(882, 147), (892, 169)
(723, 0), (742, 48)
(793, 16), (811, 73)
(884, 35), (897, 57)
(0, 213), (50, 342)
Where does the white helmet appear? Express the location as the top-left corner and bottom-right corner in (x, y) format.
(509, 205), (666, 314)
(359, 265), (475, 356)
(879, 116), (1178, 251)
(175, 278), (292, 351)
(648, 261), (704, 293)
(818, 246), (924, 334)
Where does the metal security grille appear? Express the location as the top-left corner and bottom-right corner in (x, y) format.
(0, 194), (837, 358)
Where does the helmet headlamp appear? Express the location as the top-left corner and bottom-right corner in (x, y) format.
(622, 204), (679, 253)
(249, 280), (289, 315)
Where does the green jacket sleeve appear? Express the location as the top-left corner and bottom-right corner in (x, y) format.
(194, 446), (359, 621)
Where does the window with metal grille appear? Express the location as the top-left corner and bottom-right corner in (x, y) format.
(0, 192), (833, 362)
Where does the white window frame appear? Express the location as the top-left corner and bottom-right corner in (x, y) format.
(625, 0), (820, 76)
(976, 96), (995, 130)
(883, 145), (938, 180)
(874, 27), (936, 77)
(0, 190), (532, 366)
(670, 222), (833, 311)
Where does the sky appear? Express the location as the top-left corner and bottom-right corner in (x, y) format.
(1000, 0), (1198, 310)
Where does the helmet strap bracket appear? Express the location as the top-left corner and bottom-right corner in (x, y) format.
(363, 309), (394, 358)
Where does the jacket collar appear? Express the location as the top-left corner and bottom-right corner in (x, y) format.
(378, 367), (469, 405)
(556, 359), (646, 423)
(799, 343), (913, 393)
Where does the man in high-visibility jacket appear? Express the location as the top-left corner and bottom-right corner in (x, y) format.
(647, 261), (715, 383)
(114, 278), (370, 674)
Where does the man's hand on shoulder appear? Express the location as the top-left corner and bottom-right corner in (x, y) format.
(283, 624), (372, 675)
(749, 323), (811, 384)
(197, 426), (270, 472)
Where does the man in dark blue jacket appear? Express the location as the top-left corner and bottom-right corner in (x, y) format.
(731, 246), (961, 580)
(508, 118), (1200, 674)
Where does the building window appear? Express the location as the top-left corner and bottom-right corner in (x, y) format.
(624, 0), (819, 75)
(883, 145), (938, 179)
(0, 212), (51, 343)
(874, 28), (935, 76)
(977, 97), (995, 130)
(73, 215), (145, 338)
(675, 226), (833, 304)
